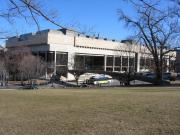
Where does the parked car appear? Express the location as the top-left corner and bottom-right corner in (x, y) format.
(87, 76), (111, 86)
(163, 73), (171, 80)
(23, 84), (38, 89)
(145, 73), (156, 79)
(145, 72), (176, 81)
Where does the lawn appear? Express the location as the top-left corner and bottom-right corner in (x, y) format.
(0, 87), (180, 135)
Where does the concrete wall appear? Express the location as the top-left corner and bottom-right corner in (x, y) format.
(6, 29), (149, 56)
(47, 30), (148, 54)
(6, 30), (49, 47)
(6, 29), (177, 74)
(176, 51), (180, 72)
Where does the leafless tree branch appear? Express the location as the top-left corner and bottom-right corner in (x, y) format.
(118, 0), (179, 83)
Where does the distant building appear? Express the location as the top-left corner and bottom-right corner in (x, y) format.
(6, 29), (177, 79)
(0, 45), (5, 58)
(175, 49), (180, 73)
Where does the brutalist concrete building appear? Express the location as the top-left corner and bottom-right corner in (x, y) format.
(6, 29), (177, 79)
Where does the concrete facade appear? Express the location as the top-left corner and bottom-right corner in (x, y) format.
(176, 50), (180, 72)
(6, 29), (177, 78)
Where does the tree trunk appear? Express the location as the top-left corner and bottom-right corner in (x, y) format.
(152, 54), (162, 85)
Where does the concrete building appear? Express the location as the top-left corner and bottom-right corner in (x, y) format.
(0, 46), (6, 58)
(6, 29), (177, 79)
(175, 50), (180, 72)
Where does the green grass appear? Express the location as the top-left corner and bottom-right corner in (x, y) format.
(0, 87), (180, 135)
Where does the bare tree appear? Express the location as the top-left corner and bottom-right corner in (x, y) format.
(5, 46), (31, 80)
(115, 40), (137, 85)
(19, 54), (46, 86)
(170, 0), (180, 17)
(0, 0), (64, 39)
(0, 60), (8, 86)
(0, 46), (8, 86)
(118, 0), (180, 84)
(0, 0), (95, 40)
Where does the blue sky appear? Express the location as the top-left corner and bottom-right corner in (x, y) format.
(48, 0), (178, 49)
(49, 0), (134, 38)
(0, 0), (135, 45)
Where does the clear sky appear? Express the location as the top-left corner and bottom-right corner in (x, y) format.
(47, 0), (134, 39)
(0, 0), (135, 45)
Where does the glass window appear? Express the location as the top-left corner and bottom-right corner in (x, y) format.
(56, 53), (68, 65)
(122, 56), (128, 67)
(115, 57), (121, 66)
(107, 56), (113, 66)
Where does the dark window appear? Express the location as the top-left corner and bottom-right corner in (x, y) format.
(47, 52), (54, 63)
(140, 57), (145, 69)
(39, 52), (46, 61)
(75, 55), (85, 70)
(107, 56), (113, 66)
(115, 57), (121, 66)
(122, 56), (128, 67)
(129, 57), (135, 67)
(56, 53), (68, 65)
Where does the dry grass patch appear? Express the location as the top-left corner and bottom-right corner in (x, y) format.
(0, 87), (180, 135)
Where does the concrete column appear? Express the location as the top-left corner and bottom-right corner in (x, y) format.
(134, 54), (136, 72)
(136, 53), (140, 72)
(45, 51), (48, 79)
(104, 55), (107, 71)
(177, 51), (180, 72)
(113, 56), (115, 72)
(120, 56), (122, 72)
(68, 52), (74, 70)
(127, 55), (130, 72)
(54, 51), (57, 75)
(166, 57), (170, 72)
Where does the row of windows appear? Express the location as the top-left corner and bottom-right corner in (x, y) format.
(106, 56), (135, 67)
(33, 51), (68, 66)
